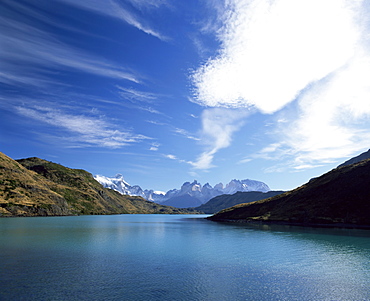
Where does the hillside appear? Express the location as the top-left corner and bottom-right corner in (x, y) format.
(196, 190), (285, 214)
(208, 159), (370, 228)
(338, 149), (370, 167)
(0, 152), (199, 216)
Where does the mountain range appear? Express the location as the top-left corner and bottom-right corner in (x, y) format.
(0, 153), (199, 217)
(94, 175), (270, 208)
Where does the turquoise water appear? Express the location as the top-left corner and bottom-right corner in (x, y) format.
(1, 214), (370, 301)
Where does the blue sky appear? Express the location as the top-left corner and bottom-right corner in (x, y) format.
(2, 0), (370, 192)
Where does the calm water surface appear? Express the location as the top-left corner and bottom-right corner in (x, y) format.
(1, 214), (370, 301)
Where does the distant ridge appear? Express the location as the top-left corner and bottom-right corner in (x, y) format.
(196, 190), (285, 214)
(208, 159), (370, 228)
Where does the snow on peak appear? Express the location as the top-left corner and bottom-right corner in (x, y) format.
(153, 191), (165, 196)
(223, 179), (270, 194)
(95, 174), (270, 207)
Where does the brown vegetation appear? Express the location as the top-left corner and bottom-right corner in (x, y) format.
(0, 152), (199, 216)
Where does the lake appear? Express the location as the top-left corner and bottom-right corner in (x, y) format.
(1, 214), (369, 301)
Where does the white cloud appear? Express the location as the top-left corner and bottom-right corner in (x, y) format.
(165, 154), (177, 160)
(192, 0), (362, 113)
(16, 106), (148, 148)
(273, 54), (370, 168)
(192, 0), (370, 171)
(189, 108), (249, 169)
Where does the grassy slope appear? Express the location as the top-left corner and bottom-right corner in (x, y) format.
(208, 159), (370, 227)
(0, 153), (72, 216)
(0, 152), (199, 216)
(196, 191), (285, 214)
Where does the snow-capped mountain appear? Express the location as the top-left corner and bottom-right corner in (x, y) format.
(94, 174), (166, 202)
(160, 179), (269, 207)
(222, 179), (270, 195)
(94, 175), (270, 208)
(94, 174), (131, 194)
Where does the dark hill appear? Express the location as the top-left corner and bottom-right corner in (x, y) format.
(0, 152), (199, 216)
(208, 159), (370, 228)
(338, 149), (370, 167)
(196, 191), (285, 214)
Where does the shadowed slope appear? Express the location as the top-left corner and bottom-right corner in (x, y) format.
(208, 159), (370, 227)
(196, 191), (285, 214)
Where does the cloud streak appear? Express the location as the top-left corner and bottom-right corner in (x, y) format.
(117, 87), (159, 103)
(16, 106), (149, 148)
(0, 5), (139, 88)
(173, 128), (200, 141)
(57, 0), (168, 41)
(127, 0), (170, 10)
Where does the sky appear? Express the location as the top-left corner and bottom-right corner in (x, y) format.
(1, 0), (370, 193)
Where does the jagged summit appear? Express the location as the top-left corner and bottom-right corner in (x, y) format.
(94, 175), (270, 208)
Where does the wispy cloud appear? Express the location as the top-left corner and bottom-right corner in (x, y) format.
(117, 86), (159, 103)
(173, 128), (200, 141)
(0, 12), (139, 88)
(189, 35), (210, 59)
(149, 142), (160, 151)
(0, 0), (106, 40)
(16, 106), (149, 148)
(127, 0), (170, 10)
(196, 0), (226, 35)
(146, 120), (166, 126)
(191, 0), (370, 171)
(116, 87), (169, 115)
(189, 108), (249, 169)
(164, 154), (177, 160)
(57, 0), (168, 41)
